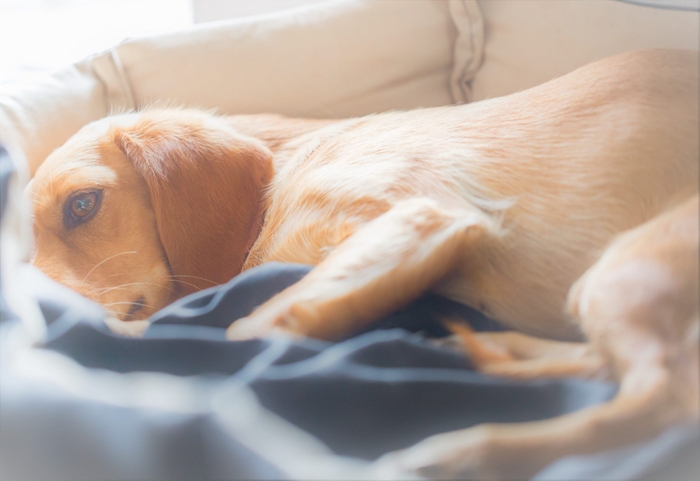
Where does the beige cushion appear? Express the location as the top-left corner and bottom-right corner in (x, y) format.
(0, 0), (479, 175)
(463, 0), (699, 102)
(2, 0), (697, 176)
(0, 56), (123, 178)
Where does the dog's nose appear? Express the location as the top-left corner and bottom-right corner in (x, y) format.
(125, 296), (146, 320)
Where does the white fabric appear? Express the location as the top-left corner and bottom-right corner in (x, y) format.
(464, 0), (699, 102)
(0, 62), (110, 178)
(0, 145), (44, 342)
(618, 0), (699, 10)
(115, 0), (468, 115)
(0, 0), (477, 176)
(5, 0), (697, 176)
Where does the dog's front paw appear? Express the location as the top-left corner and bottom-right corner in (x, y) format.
(224, 315), (295, 340)
(383, 425), (533, 481)
(225, 300), (315, 340)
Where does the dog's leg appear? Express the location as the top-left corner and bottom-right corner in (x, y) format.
(389, 325), (697, 480)
(386, 366), (691, 480)
(226, 198), (496, 340)
(385, 198), (700, 480)
(442, 321), (608, 380)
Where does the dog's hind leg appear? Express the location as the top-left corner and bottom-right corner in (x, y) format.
(386, 196), (699, 480)
(226, 198), (498, 341)
(441, 321), (609, 380)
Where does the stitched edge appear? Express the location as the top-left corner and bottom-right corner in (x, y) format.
(448, 0), (485, 104)
(614, 0), (700, 11)
(89, 49), (137, 114)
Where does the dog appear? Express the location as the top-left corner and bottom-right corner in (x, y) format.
(29, 49), (698, 478)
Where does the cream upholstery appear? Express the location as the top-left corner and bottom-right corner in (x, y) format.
(467, 0), (699, 102)
(0, 0), (481, 175)
(0, 0), (697, 175)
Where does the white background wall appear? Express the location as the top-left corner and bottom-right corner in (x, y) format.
(192, 0), (330, 23)
(0, 0), (325, 85)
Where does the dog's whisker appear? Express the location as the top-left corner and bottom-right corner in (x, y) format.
(89, 283), (137, 295)
(90, 281), (176, 296)
(92, 272), (132, 283)
(80, 273), (131, 291)
(169, 274), (218, 285)
(102, 301), (152, 309)
(169, 279), (202, 290)
(29, 192), (50, 205)
(80, 251), (138, 286)
(30, 191), (47, 201)
(29, 195), (52, 209)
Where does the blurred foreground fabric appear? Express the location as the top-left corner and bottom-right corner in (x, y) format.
(1, 147), (699, 480)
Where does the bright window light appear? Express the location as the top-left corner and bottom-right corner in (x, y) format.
(0, 0), (193, 84)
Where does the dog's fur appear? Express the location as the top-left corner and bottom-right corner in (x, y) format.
(29, 49), (698, 478)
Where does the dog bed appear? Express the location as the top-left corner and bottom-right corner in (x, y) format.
(1, 1), (698, 479)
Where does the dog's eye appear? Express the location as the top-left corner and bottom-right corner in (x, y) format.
(71, 193), (97, 218)
(65, 191), (101, 228)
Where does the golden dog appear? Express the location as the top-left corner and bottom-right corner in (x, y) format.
(29, 49), (698, 478)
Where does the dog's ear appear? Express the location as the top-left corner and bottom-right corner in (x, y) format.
(111, 111), (274, 297)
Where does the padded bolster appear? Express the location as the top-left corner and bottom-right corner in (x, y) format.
(114, 0), (476, 117)
(467, 0), (699, 102)
(4, 0), (696, 176)
(0, 0), (481, 176)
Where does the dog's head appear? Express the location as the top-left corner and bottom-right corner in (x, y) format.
(29, 109), (274, 320)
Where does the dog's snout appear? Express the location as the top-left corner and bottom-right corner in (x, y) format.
(125, 296), (146, 321)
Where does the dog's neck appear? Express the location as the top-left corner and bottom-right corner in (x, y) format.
(225, 114), (343, 270)
(225, 114), (340, 166)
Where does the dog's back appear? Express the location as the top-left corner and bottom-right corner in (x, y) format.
(246, 49), (699, 339)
